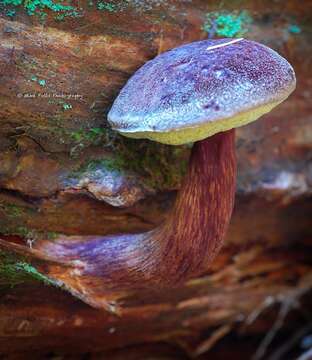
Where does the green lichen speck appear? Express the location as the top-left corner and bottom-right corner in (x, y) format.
(0, 250), (56, 288)
(96, 1), (117, 12)
(62, 102), (72, 111)
(31, 75), (46, 86)
(287, 24), (301, 34)
(203, 10), (252, 38)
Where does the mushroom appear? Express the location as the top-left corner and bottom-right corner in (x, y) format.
(0, 38), (296, 312)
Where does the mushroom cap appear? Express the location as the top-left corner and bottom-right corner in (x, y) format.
(108, 38), (296, 145)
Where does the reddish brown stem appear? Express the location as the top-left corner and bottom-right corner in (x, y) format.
(0, 130), (236, 310)
(161, 129), (236, 276)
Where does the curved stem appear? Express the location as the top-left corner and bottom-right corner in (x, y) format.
(155, 128), (236, 280)
(0, 130), (236, 310)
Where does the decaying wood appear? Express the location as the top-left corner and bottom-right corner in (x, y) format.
(0, 0), (311, 358)
(0, 240), (311, 357)
(0, 131), (237, 312)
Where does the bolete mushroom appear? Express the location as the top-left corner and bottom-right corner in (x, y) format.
(0, 38), (296, 312)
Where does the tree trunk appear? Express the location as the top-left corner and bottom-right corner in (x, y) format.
(0, 0), (311, 358)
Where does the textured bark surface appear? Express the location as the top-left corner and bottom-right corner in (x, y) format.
(0, 131), (237, 312)
(0, 0), (311, 358)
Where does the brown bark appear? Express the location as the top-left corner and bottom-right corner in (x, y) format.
(0, 0), (311, 358)
(1, 130), (237, 312)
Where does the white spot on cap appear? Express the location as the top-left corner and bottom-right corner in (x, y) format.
(206, 38), (244, 51)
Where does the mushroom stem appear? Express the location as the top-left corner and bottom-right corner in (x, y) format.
(0, 129), (236, 310)
(155, 128), (236, 280)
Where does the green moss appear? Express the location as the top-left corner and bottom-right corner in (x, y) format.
(203, 10), (252, 38)
(73, 141), (187, 191)
(0, 0), (80, 20)
(55, 7), (79, 20)
(0, 220), (59, 243)
(15, 226), (34, 238)
(46, 231), (59, 240)
(116, 137), (188, 189)
(66, 125), (188, 189)
(0, 226), (25, 239)
(70, 127), (114, 149)
(24, 0), (74, 15)
(5, 7), (15, 15)
(70, 157), (126, 181)
(85, 158), (125, 173)
(50, 119), (188, 190)
(1, 204), (24, 218)
(0, 0), (171, 20)
(97, 1), (117, 12)
(0, 250), (56, 288)
(0, 0), (124, 21)
(1, 0), (22, 6)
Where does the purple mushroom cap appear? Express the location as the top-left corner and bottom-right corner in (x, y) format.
(108, 38), (296, 145)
